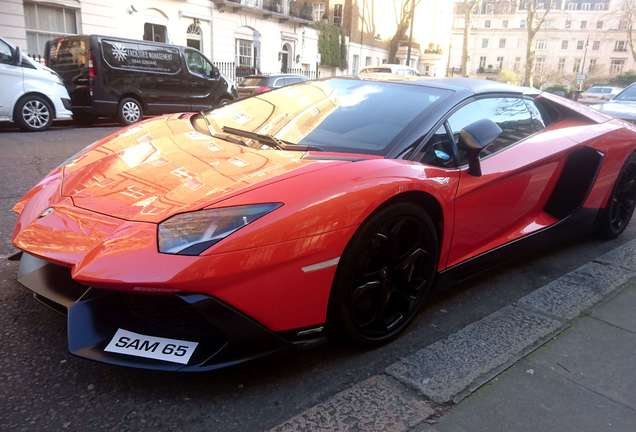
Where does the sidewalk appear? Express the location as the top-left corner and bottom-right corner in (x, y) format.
(427, 279), (636, 432)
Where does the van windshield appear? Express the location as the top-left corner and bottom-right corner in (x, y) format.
(47, 38), (88, 70)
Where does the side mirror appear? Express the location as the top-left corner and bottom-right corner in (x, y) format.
(210, 66), (220, 80)
(459, 119), (502, 176)
(12, 46), (22, 65)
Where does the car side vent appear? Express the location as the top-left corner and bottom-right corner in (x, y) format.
(544, 147), (603, 219)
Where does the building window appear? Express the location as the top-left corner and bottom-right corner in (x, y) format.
(352, 54), (359, 75)
(565, 20), (571, 29)
(236, 38), (255, 68)
(610, 58), (625, 74)
(619, 19), (628, 31)
(479, 56), (487, 70)
(144, 23), (167, 42)
(615, 41), (627, 52)
(186, 23), (202, 51)
(485, 20), (491, 28)
(589, 58), (597, 73)
(593, 40), (600, 50)
(333, 4), (343, 26)
(513, 56), (521, 72)
(312, 2), (326, 22)
(561, 40), (568, 50)
(24, 2), (79, 56)
(482, 38), (489, 48)
(573, 58), (581, 73)
(365, 56), (371, 66)
(577, 40), (584, 50)
(497, 56), (504, 70)
(558, 57), (566, 72)
(536, 40), (547, 50)
(535, 57), (545, 74)
(566, 2), (577, 10)
(502, 20), (509, 28)
(499, 38), (506, 48)
(580, 20), (587, 29)
(520, 19), (526, 29)
(597, 21), (603, 29)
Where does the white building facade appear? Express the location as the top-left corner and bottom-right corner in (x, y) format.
(450, 0), (635, 86)
(0, 0), (320, 78)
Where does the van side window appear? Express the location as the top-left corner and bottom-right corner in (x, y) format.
(448, 97), (545, 165)
(0, 40), (12, 64)
(185, 49), (214, 78)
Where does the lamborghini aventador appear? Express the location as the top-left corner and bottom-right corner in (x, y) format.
(10, 77), (636, 371)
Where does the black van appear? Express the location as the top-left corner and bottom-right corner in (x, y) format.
(45, 35), (237, 124)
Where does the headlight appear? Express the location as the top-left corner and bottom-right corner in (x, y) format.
(158, 203), (282, 255)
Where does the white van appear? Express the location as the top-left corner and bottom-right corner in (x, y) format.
(0, 37), (72, 131)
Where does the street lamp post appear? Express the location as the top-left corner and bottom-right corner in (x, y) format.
(406, 0), (416, 66)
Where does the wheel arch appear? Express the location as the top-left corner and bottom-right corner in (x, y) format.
(119, 93), (144, 109)
(12, 92), (57, 121)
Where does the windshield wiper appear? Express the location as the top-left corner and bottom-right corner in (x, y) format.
(198, 112), (250, 147)
(222, 126), (322, 151)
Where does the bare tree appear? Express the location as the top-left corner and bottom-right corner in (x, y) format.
(388, 0), (421, 63)
(460, 0), (479, 76)
(623, 0), (636, 63)
(523, 0), (552, 87)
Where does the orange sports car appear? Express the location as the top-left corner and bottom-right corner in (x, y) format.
(11, 78), (636, 371)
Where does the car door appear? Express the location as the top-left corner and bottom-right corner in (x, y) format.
(0, 39), (21, 118)
(185, 48), (222, 110)
(444, 96), (560, 267)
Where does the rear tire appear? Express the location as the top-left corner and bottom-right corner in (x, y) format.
(14, 95), (53, 132)
(328, 202), (439, 346)
(117, 97), (142, 125)
(597, 153), (636, 239)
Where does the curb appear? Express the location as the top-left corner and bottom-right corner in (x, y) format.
(268, 238), (636, 432)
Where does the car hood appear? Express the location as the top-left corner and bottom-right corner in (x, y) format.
(593, 101), (636, 120)
(61, 115), (345, 223)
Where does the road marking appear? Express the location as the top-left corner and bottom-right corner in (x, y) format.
(301, 257), (340, 273)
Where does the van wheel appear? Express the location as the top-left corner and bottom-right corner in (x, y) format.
(218, 97), (233, 107)
(117, 97), (142, 125)
(15, 95), (53, 132)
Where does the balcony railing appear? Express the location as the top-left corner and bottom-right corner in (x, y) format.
(213, 0), (312, 22)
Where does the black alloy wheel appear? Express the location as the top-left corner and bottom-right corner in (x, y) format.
(598, 153), (636, 239)
(329, 202), (438, 345)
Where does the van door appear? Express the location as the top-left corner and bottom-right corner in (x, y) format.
(184, 48), (223, 110)
(46, 37), (90, 108)
(0, 39), (21, 118)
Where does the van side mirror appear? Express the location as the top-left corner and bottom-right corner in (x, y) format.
(459, 119), (502, 177)
(12, 46), (22, 65)
(210, 66), (220, 80)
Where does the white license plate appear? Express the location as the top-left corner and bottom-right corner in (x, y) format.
(104, 329), (198, 365)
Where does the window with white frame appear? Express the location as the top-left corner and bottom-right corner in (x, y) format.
(479, 56), (487, 69)
(536, 40), (547, 50)
(236, 39), (255, 68)
(186, 23), (202, 51)
(333, 4), (343, 26)
(499, 38), (506, 48)
(561, 40), (568, 50)
(593, 40), (600, 50)
(484, 20), (491, 28)
(615, 41), (627, 52)
(577, 40), (584, 50)
(513, 56), (521, 72)
(520, 19), (526, 29)
(588, 58), (597, 73)
(312, 2), (326, 22)
(596, 20), (603, 29)
(610, 58), (625, 74)
(580, 20), (587, 29)
(144, 23), (167, 43)
(482, 38), (489, 48)
(573, 58), (581, 73)
(24, 2), (79, 56)
(502, 20), (508, 28)
(558, 57), (566, 73)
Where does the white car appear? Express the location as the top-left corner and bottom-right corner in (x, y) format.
(358, 64), (421, 79)
(578, 85), (623, 105)
(0, 37), (72, 131)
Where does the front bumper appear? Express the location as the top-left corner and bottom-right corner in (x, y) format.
(18, 252), (291, 371)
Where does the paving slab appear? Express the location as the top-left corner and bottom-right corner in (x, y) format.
(528, 316), (636, 410)
(595, 238), (636, 271)
(517, 261), (633, 320)
(432, 359), (636, 432)
(590, 283), (636, 333)
(268, 375), (434, 432)
(386, 305), (561, 403)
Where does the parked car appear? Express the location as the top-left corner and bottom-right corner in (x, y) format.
(0, 37), (72, 131)
(358, 64), (421, 79)
(45, 35), (237, 125)
(591, 82), (636, 123)
(237, 74), (308, 98)
(578, 85), (622, 104)
(11, 78), (636, 371)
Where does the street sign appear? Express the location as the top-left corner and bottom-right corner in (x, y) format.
(576, 73), (587, 83)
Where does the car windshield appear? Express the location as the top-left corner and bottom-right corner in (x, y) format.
(614, 86), (636, 101)
(204, 79), (452, 155)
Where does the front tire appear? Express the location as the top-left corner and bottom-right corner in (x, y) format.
(328, 202), (439, 346)
(15, 95), (53, 131)
(597, 153), (636, 239)
(117, 97), (142, 125)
